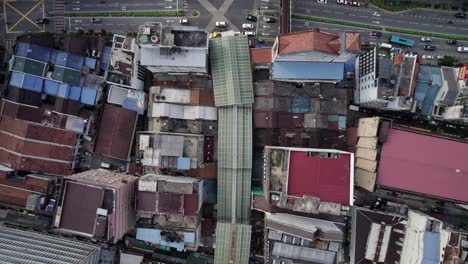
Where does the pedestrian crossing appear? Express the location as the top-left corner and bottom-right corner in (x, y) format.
(55, 0), (65, 33)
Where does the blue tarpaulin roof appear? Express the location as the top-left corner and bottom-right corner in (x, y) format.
(344, 56), (356, 73)
(15, 42), (52, 63)
(84, 57), (97, 70)
(255, 44), (272, 48)
(100, 46), (112, 71)
(291, 97), (310, 113)
(415, 66), (442, 116)
(80, 87), (97, 105)
(136, 228), (194, 251)
(10, 72), (44, 92)
(58, 83), (70, 98)
(44, 80), (60, 96)
(273, 61), (344, 81)
(423, 232), (440, 264)
(177, 157), (191, 170)
(53, 50), (85, 71)
(123, 97), (144, 115)
(9, 72), (25, 88)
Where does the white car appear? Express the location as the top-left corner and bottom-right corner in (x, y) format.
(457, 46), (468, 53)
(337, 0), (345, 3)
(243, 31), (256, 36)
(179, 18), (189, 24)
(420, 37), (432, 42)
(436, 55), (445, 60)
(216, 21), (228, 27)
(422, 55), (434, 59)
(242, 23), (254, 29)
(317, 0), (327, 3)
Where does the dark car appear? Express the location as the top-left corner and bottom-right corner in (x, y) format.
(35, 18), (49, 24)
(447, 39), (457, 45)
(246, 14), (257, 22)
(424, 45), (437, 51)
(263, 17), (276, 23)
(91, 18), (102, 24)
(370, 31), (382, 37)
(455, 12), (466, 18)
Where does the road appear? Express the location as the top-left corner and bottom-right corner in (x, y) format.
(64, 0), (182, 13)
(291, 18), (468, 62)
(292, 0), (468, 37)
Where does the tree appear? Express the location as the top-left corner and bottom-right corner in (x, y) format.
(439, 56), (458, 67)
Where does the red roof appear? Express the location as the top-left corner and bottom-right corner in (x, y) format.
(287, 151), (351, 204)
(345, 32), (361, 52)
(250, 48), (272, 64)
(378, 129), (468, 202)
(95, 104), (137, 161)
(278, 30), (341, 55)
(183, 193), (199, 216)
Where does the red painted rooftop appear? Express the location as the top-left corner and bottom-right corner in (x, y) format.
(287, 151), (351, 205)
(378, 129), (468, 203)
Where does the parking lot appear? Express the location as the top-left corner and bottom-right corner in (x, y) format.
(3, 0), (45, 34)
(256, 15), (279, 40)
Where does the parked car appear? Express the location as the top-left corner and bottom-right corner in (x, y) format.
(179, 18), (189, 24)
(422, 55), (434, 59)
(91, 18), (102, 24)
(458, 46), (468, 53)
(216, 21), (228, 27)
(424, 45), (437, 51)
(35, 18), (49, 24)
(242, 23), (254, 29)
(337, 0), (345, 4)
(361, 41), (371, 46)
(420, 37), (432, 42)
(446, 39), (457, 45)
(436, 55), (445, 60)
(243, 31), (256, 36)
(454, 12), (466, 18)
(370, 31), (382, 37)
(246, 14), (257, 22)
(317, 0), (327, 3)
(351, 1), (360, 6)
(263, 17), (276, 23)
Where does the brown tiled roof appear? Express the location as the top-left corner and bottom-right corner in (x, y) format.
(137, 191), (157, 212)
(278, 30), (341, 54)
(0, 173), (50, 194)
(95, 104), (137, 161)
(186, 162), (217, 179)
(345, 32), (361, 52)
(250, 48), (272, 64)
(0, 151), (72, 176)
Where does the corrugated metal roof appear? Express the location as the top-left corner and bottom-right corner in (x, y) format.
(272, 242), (336, 263)
(273, 62), (344, 81)
(95, 104), (137, 161)
(0, 225), (101, 264)
(210, 35), (254, 107)
(214, 222), (251, 264)
(378, 129), (468, 203)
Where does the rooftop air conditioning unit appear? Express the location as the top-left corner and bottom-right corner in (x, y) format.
(150, 35), (158, 43)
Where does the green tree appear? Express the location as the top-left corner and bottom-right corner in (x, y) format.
(439, 56), (458, 67)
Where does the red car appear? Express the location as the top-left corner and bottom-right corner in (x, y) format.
(370, 31), (382, 37)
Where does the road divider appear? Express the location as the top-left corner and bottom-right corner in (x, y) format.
(292, 15), (468, 41)
(66, 11), (184, 17)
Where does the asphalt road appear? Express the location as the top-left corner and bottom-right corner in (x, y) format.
(64, 0), (182, 13)
(292, 0), (468, 37)
(291, 18), (468, 62)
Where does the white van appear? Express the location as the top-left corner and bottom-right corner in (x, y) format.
(457, 46), (468, 53)
(379, 43), (392, 49)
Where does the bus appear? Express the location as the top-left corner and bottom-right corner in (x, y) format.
(390, 35), (415, 47)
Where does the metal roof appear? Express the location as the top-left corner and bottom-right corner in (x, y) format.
(209, 35), (254, 107)
(0, 225), (101, 264)
(440, 67), (460, 105)
(272, 61), (344, 81)
(214, 222), (251, 264)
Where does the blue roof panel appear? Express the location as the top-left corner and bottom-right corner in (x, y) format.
(177, 157), (191, 170)
(423, 232), (440, 264)
(16, 42), (52, 63)
(22, 75), (44, 92)
(54, 51), (85, 71)
(273, 62), (344, 81)
(100, 46), (112, 71)
(80, 87), (97, 105)
(69, 86), (82, 101)
(44, 80), (60, 96)
(57, 83), (71, 98)
(9, 72), (25, 88)
(84, 57), (97, 70)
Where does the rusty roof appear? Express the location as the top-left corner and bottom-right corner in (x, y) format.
(65, 169), (138, 189)
(0, 184), (33, 207)
(278, 30), (341, 54)
(95, 104), (137, 161)
(157, 192), (183, 214)
(345, 32), (361, 52)
(190, 89), (215, 106)
(250, 48), (272, 64)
